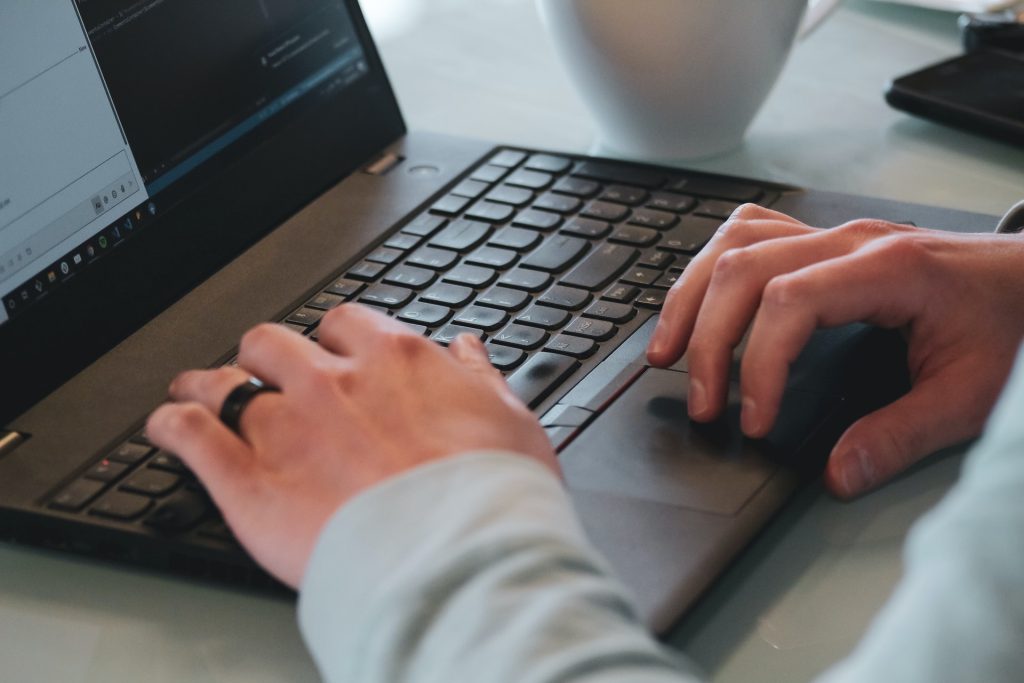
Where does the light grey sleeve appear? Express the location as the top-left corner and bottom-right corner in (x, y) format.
(817, 347), (1024, 683)
(297, 451), (701, 683)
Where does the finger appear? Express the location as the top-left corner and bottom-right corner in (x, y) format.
(739, 240), (929, 437)
(147, 402), (257, 502)
(824, 374), (983, 499)
(685, 228), (863, 421)
(647, 208), (815, 367)
(236, 323), (335, 392)
(450, 334), (510, 396)
(169, 367), (285, 441)
(316, 303), (419, 358)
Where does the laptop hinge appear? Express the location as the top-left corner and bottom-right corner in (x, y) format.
(362, 152), (404, 176)
(0, 430), (27, 460)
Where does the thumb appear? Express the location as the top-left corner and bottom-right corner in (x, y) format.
(824, 376), (980, 499)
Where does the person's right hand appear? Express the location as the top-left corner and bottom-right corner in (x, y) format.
(647, 205), (1024, 499)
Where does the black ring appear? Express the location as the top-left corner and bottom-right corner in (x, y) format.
(219, 378), (276, 435)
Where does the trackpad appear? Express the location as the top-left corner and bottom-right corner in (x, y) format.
(560, 368), (832, 515)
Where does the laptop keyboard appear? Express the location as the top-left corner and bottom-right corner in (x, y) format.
(44, 149), (779, 545)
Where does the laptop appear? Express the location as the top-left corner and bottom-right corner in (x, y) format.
(0, 1), (996, 634)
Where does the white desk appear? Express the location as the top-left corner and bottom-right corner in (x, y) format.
(2, 2), (1022, 681)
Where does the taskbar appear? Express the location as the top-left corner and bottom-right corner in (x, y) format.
(1, 200), (160, 325)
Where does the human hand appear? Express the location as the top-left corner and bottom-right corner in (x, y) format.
(147, 304), (556, 587)
(647, 205), (1024, 499)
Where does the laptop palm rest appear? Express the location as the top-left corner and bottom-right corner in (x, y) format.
(560, 367), (840, 631)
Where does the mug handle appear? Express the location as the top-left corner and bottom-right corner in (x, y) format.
(797, 0), (844, 39)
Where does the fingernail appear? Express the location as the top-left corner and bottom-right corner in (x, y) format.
(648, 319), (667, 357)
(840, 447), (875, 496)
(689, 379), (707, 418)
(741, 397), (760, 435)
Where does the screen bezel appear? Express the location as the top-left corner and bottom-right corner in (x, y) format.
(1, 0), (405, 424)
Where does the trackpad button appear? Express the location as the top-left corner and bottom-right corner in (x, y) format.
(560, 368), (830, 515)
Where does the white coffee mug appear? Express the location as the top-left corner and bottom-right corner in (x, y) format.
(537, 0), (843, 159)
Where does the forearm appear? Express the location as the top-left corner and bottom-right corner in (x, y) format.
(298, 452), (699, 683)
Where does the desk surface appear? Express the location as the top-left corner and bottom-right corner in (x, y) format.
(3, 2), (1023, 681)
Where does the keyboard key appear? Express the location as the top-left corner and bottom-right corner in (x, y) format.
(430, 219), (492, 252)
(486, 185), (534, 207)
(561, 217), (611, 239)
(454, 306), (510, 331)
(146, 490), (210, 534)
(602, 284), (640, 303)
(654, 272), (679, 289)
(485, 344), (527, 371)
(552, 176), (600, 198)
(465, 201), (515, 224)
(648, 192), (697, 213)
(150, 451), (189, 474)
(506, 353), (581, 408)
(403, 323), (430, 336)
(665, 177), (763, 202)
(397, 302), (452, 327)
(85, 459), (129, 483)
(545, 334), (598, 359)
(489, 227), (542, 251)
(521, 235), (589, 273)
(444, 264), (497, 288)
(109, 442), (154, 465)
(525, 154), (572, 174)
(560, 244), (638, 290)
(385, 233), (422, 251)
(537, 285), (591, 310)
(324, 278), (365, 298)
(620, 267), (660, 287)
(492, 324), (549, 350)
(498, 268), (552, 292)
(421, 283), (474, 307)
(572, 161), (665, 189)
(476, 286), (530, 311)
(407, 246), (459, 270)
(306, 292), (345, 311)
(383, 265), (437, 290)
(659, 216), (721, 254)
(638, 249), (676, 270)
(489, 149), (528, 167)
(121, 469), (181, 497)
(565, 317), (617, 341)
(584, 301), (636, 324)
(601, 185), (648, 206)
(516, 305), (571, 330)
(471, 164), (510, 184)
(695, 199), (742, 220)
(512, 209), (562, 231)
(366, 247), (404, 265)
(451, 179), (490, 199)
(347, 260), (387, 281)
(580, 200), (629, 223)
(466, 246), (518, 269)
(403, 214), (447, 237)
(629, 208), (679, 230)
(286, 308), (325, 327)
(359, 284), (415, 309)
(636, 290), (667, 309)
(610, 225), (660, 246)
(432, 194), (472, 216)
(50, 479), (105, 512)
(533, 193), (582, 214)
(91, 492), (153, 521)
(506, 169), (553, 190)
(432, 324), (485, 345)
(669, 256), (693, 273)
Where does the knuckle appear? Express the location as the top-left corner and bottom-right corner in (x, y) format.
(711, 247), (755, 282)
(387, 329), (431, 359)
(761, 275), (804, 310)
(873, 233), (933, 267)
(162, 402), (210, 435)
(730, 202), (769, 222)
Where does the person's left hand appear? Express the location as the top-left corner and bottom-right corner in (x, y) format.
(147, 304), (556, 588)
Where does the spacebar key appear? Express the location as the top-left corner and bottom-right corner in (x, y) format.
(506, 353), (581, 409)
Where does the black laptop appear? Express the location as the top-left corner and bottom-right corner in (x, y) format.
(0, 0), (996, 633)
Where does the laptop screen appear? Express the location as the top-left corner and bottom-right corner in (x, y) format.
(1, 0), (371, 326)
(1, 0), (403, 422)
